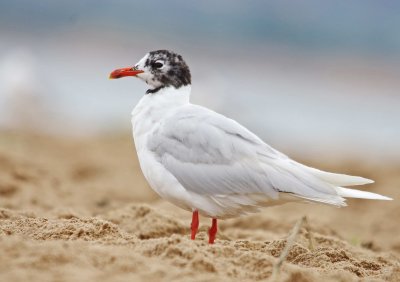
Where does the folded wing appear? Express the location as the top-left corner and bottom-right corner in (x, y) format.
(147, 104), (390, 208)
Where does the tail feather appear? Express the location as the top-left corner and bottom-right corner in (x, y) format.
(300, 164), (374, 186)
(337, 187), (392, 201)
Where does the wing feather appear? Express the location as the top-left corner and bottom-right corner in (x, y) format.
(148, 105), (345, 206)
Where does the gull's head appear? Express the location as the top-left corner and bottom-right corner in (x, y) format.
(110, 50), (191, 93)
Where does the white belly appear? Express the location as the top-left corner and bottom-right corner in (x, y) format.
(132, 124), (244, 219)
(134, 139), (269, 219)
(135, 143), (193, 212)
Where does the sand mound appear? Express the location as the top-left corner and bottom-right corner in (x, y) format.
(104, 204), (187, 239)
(0, 132), (399, 281)
(0, 208), (136, 244)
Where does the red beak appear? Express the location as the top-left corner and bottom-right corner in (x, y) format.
(109, 67), (144, 79)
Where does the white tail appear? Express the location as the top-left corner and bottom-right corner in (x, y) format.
(337, 187), (392, 200)
(300, 164), (374, 186)
(295, 162), (392, 201)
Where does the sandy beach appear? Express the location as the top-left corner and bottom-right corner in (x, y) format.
(0, 131), (399, 281)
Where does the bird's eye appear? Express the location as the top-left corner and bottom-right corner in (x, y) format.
(152, 61), (164, 69)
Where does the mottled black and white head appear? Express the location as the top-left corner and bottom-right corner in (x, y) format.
(110, 50), (191, 94)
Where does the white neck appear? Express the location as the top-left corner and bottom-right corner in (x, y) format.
(131, 85), (191, 137)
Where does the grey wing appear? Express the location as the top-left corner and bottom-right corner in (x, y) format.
(148, 105), (345, 206)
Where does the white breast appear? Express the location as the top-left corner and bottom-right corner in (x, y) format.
(131, 86), (195, 211)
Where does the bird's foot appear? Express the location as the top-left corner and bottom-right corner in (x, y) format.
(190, 210), (199, 240)
(208, 218), (218, 244)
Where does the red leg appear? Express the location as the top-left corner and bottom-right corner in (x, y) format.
(191, 210), (199, 240)
(208, 218), (218, 244)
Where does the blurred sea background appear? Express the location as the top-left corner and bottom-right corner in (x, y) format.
(0, 0), (399, 160)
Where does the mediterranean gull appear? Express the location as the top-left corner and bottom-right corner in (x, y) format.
(110, 50), (392, 244)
